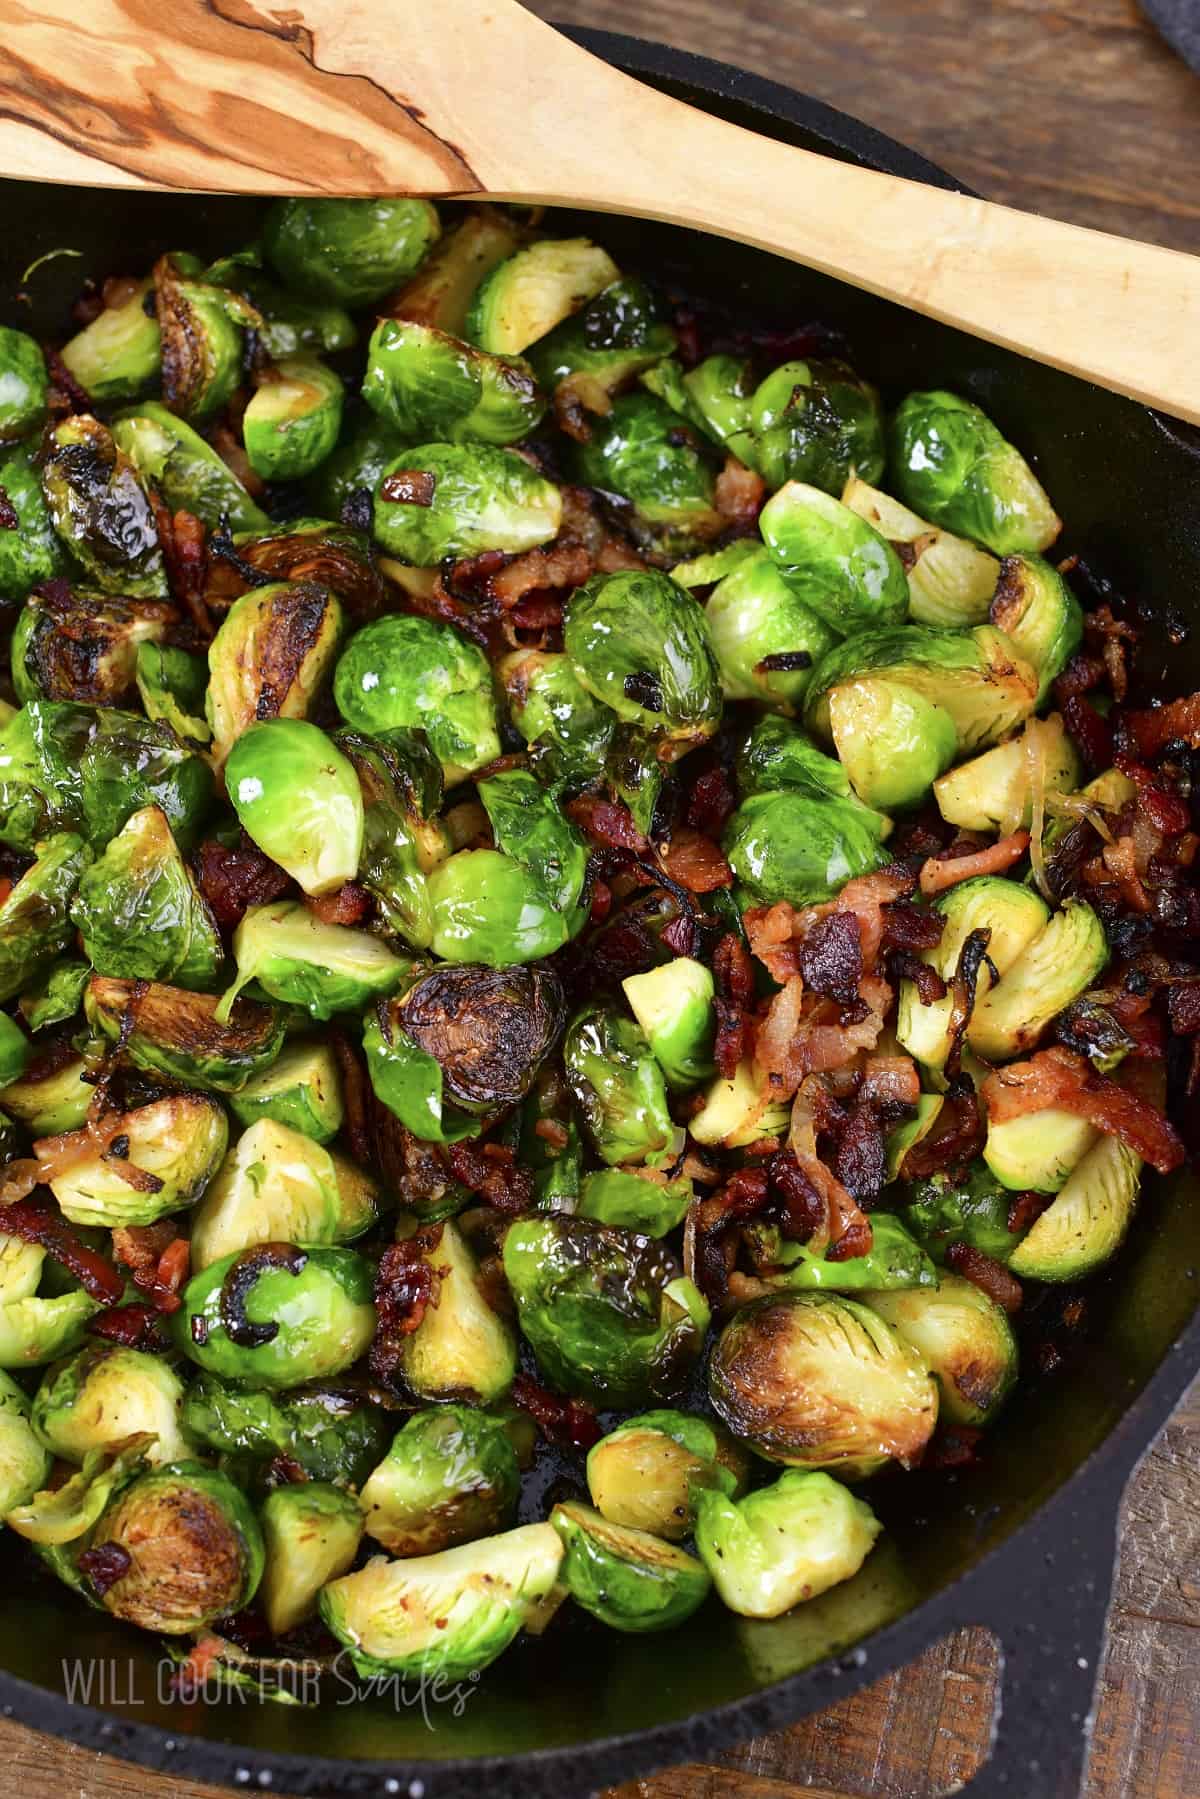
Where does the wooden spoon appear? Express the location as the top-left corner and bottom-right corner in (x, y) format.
(2, 0), (1198, 422)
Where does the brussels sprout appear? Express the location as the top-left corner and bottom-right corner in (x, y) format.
(528, 277), (676, 405)
(228, 1040), (343, 1145)
(551, 1500), (710, 1633)
(563, 1003), (682, 1169)
(334, 614), (500, 783)
(175, 1244), (375, 1389)
(264, 197), (441, 307)
(363, 319), (543, 445)
(671, 539), (762, 590)
(0, 446), (66, 603)
(89, 1462), (264, 1633)
(87, 976), (286, 1094)
(477, 766), (589, 915)
(563, 569), (721, 751)
(805, 625), (1039, 756)
(0, 701), (91, 849)
(499, 648), (616, 780)
(13, 585), (170, 708)
(708, 1292), (938, 1476)
(31, 1345), (192, 1465)
(841, 476), (1000, 628)
(41, 414), (166, 598)
(0, 1052), (92, 1136)
(393, 960), (564, 1124)
(0, 1290), (99, 1369)
(336, 728), (447, 950)
(6, 1434), (152, 1544)
(363, 1010), (478, 1145)
(645, 354), (756, 460)
(0, 327), (47, 442)
(80, 707), (214, 850)
(219, 901), (405, 1023)
(933, 713), (1081, 833)
(135, 641), (211, 746)
(0, 1232), (47, 1310)
(359, 1404), (520, 1556)
(259, 1481), (363, 1636)
(900, 1163), (1027, 1267)
(745, 1213), (937, 1294)
(827, 677), (958, 811)
(577, 1169), (693, 1236)
(970, 899), (1108, 1061)
(622, 957), (715, 1091)
(869, 1274), (1018, 1427)
(467, 238), (619, 354)
(1009, 1135), (1141, 1282)
(984, 1107), (1098, 1194)
(49, 1092), (228, 1230)
(759, 483), (908, 637)
(0, 833), (90, 1004)
(988, 553), (1084, 703)
(372, 442), (562, 563)
(749, 359), (884, 493)
(386, 206), (523, 336)
(190, 1117), (378, 1271)
(687, 1058), (792, 1150)
(890, 391), (1061, 555)
(207, 581), (343, 767)
(0, 1370), (50, 1513)
(72, 805), (221, 989)
(693, 1469), (881, 1619)
(226, 718), (363, 897)
(427, 849), (586, 966)
(320, 1522), (563, 1680)
(604, 725), (664, 838)
(736, 713), (856, 801)
(205, 247), (358, 359)
(152, 254), (257, 424)
(704, 548), (838, 712)
(243, 356), (345, 481)
(18, 957), (90, 1033)
(723, 788), (888, 908)
(586, 1409), (748, 1541)
(0, 1014), (29, 1089)
(304, 410), (409, 524)
(391, 1219), (517, 1404)
(573, 393), (722, 555)
(112, 402), (270, 533)
(503, 1215), (709, 1407)
(885, 1093), (945, 1181)
(59, 284), (161, 404)
(182, 1374), (390, 1487)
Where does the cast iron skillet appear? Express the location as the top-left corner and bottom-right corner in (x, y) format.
(0, 29), (1198, 1799)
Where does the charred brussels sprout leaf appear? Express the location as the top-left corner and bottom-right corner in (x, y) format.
(0, 327), (47, 442)
(227, 1039), (343, 1145)
(564, 1003), (683, 1169)
(31, 1345), (193, 1466)
(467, 237), (619, 354)
(868, 1274), (1018, 1427)
(18, 955), (90, 1033)
(112, 402), (270, 534)
(48, 1091), (228, 1230)
(694, 1469), (881, 1618)
(360, 1404), (520, 1556)
(723, 788), (888, 907)
(0, 1370), (51, 1514)
(220, 900), (407, 1021)
(528, 277), (676, 406)
(181, 1374), (390, 1487)
(759, 482), (909, 636)
(396, 961), (565, 1118)
(206, 580), (343, 767)
(749, 358), (885, 494)
(334, 614), (500, 783)
(72, 804), (222, 989)
(373, 442), (562, 563)
(264, 198), (441, 307)
(41, 414), (166, 598)
(0, 446), (67, 604)
(174, 1245), (376, 1389)
(90, 1463), (264, 1633)
(572, 392), (722, 556)
(889, 390), (1061, 555)
(363, 319), (544, 446)
(736, 713), (856, 800)
(86, 976), (286, 1094)
(427, 848), (586, 966)
(393, 1219), (517, 1404)
(551, 1500), (710, 1633)
(363, 1008), (483, 1145)
(226, 718), (363, 896)
(499, 648), (616, 780)
(336, 728), (447, 950)
(586, 1409), (748, 1541)
(243, 356), (345, 481)
(13, 585), (170, 708)
(705, 548), (837, 712)
(0, 832), (91, 1002)
(212, 518), (386, 618)
(190, 1116), (378, 1273)
(564, 569), (722, 750)
(260, 1480), (363, 1636)
(477, 767), (589, 915)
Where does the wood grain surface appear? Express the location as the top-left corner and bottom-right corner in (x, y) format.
(0, 2), (1197, 1796)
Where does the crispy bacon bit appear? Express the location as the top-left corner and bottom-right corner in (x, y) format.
(743, 902), (803, 985)
(901, 1081), (985, 1181)
(0, 487), (18, 531)
(686, 765), (736, 837)
(1007, 1190), (1052, 1235)
(533, 1117), (569, 1150)
(767, 1152), (824, 1242)
(797, 912), (864, 1010)
(890, 949), (948, 1006)
(0, 1193), (124, 1304)
(1168, 982), (1200, 1036)
(1115, 755), (1192, 837)
(660, 826), (733, 894)
(1059, 693), (1113, 773)
(510, 1371), (599, 1451)
(982, 1046), (1185, 1172)
(86, 1303), (166, 1350)
(756, 973), (891, 1097)
(861, 1055), (922, 1113)
(488, 543), (592, 610)
(661, 913), (696, 956)
(445, 1140), (534, 1214)
(150, 501), (211, 641)
(565, 794), (649, 853)
(112, 1219), (177, 1274)
(209, 422), (265, 498)
(370, 1230), (442, 1386)
(380, 469), (437, 506)
(920, 831), (1030, 895)
(946, 1242), (1023, 1313)
(831, 1099), (887, 1204)
(714, 455), (766, 524)
(43, 345), (91, 416)
(128, 1236), (190, 1314)
(78, 1541), (132, 1596)
(881, 900), (945, 954)
(712, 931), (755, 1079)
(194, 839), (292, 931)
(1118, 691), (1200, 759)
(305, 881), (373, 928)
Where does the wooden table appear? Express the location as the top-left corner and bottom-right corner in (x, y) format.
(4, 3), (1199, 1796)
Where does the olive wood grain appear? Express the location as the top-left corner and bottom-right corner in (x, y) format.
(1, 0), (1199, 423)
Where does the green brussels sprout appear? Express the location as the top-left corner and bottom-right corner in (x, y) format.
(0, 327), (47, 442)
(759, 482), (908, 636)
(622, 957), (715, 1091)
(551, 1500), (710, 1633)
(498, 648), (616, 780)
(426, 848), (586, 966)
(868, 1274), (1018, 1427)
(744, 1213), (936, 1294)
(708, 1292), (938, 1476)
(693, 1469), (881, 1619)
(112, 401), (270, 533)
(0, 1052), (92, 1137)
(0, 1370), (51, 1513)
(304, 409), (408, 523)
(359, 1404), (520, 1556)
(87, 976), (286, 1094)
(18, 956), (90, 1033)
(723, 788), (888, 908)
(228, 1039), (343, 1144)
(89, 1462), (264, 1633)
(12, 585), (169, 708)
(605, 725), (665, 838)
(41, 414), (166, 598)
(207, 580), (343, 767)
(841, 476), (1000, 628)
(391, 1219), (517, 1404)
(671, 539), (762, 589)
(226, 718), (363, 897)
(467, 237), (619, 353)
(259, 1480), (363, 1635)
(901, 1163), (1028, 1267)
(0, 1230), (46, 1305)
(477, 766), (589, 915)
(885, 1093), (945, 1182)
(1009, 1135), (1141, 1282)
(577, 1169), (692, 1237)
(0, 832), (91, 1004)
(564, 569), (722, 751)
(320, 1522), (563, 1680)
(563, 1003), (683, 1169)
(984, 1107), (1097, 1194)
(586, 1409), (748, 1542)
(31, 1345), (193, 1465)
(264, 198), (441, 307)
(242, 356), (345, 481)
(0, 1014), (29, 1088)
(644, 354), (755, 461)
(81, 707), (214, 849)
(889, 391), (1061, 555)
(71, 805), (222, 989)
(969, 899), (1108, 1061)
(749, 359), (885, 494)
(988, 553), (1084, 704)
(386, 206), (523, 336)
(390, 960), (564, 1128)
(0, 702), (95, 849)
(6, 1434), (152, 1545)
(336, 728), (447, 950)
(363, 318), (544, 445)
(220, 900), (407, 1022)
(189, 1115), (377, 1270)
(59, 283), (161, 404)
(0, 1289), (99, 1369)
(704, 548), (838, 712)
(736, 713), (856, 801)
(372, 442), (562, 563)
(174, 1244), (375, 1389)
(205, 247), (357, 358)
(503, 1214), (709, 1407)
(182, 1374), (390, 1487)
(528, 277), (676, 407)
(933, 713), (1080, 833)
(48, 1092), (228, 1230)
(154, 253), (258, 424)
(0, 446), (66, 603)
(334, 613), (500, 782)
(827, 677), (957, 811)
(572, 393), (722, 556)
(135, 641), (211, 746)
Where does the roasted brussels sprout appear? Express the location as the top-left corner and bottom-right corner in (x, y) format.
(644, 353), (755, 460)
(984, 1106), (1098, 1194)
(359, 1404), (520, 1556)
(220, 900), (406, 1022)
(933, 713), (1080, 833)
(18, 956), (89, 1033)
(477, 766), (589, 916)
(890, 391), (1061, 555)
(1009, 1135), (1142, 1282)
(243, 356), (345, 481)
(605, 725), (665, 838)
(759, 483), (908, 636)
(551, 1501), (710, 1633)
(87, 976), (286, 1094)
(564, 569), (721, 752)
(744, 1213), (936, 1294)
(693, 1469), (881, 1619)
(182, 1374), (390, 1487)
(59, 284), (161, 404)
(0, 1289), (99, 1370)
(134, 641), (210, 746)
(31, 1345), (192, 1465)
(685, 1058), (792, 1150)
(0, 832), (90, 1003)
(736, 712), (857, 800)
(503, 1215), (709, 1406)
(841, 475), (999, 628)
(391, 1219), (517, 1405)
(226, 718), (363, 896)
(336, 727), (447, 950)
(573, 393), (722, 555)
(0, 1014), (29, 1088)
(78, 706), (214, 849)
(263, 197), (441, 307)
(175, 1244), (375, 1389)
(259, 1481), (363, 1636)
(902, 1161), (1028, 1267)
(320, 1522), (563, 1679)
(12, 585), (170, 709)
(0, 446), (66, 603)
(206, 580), (343, 767)
(467, 237), (619, 354)
(749, 359), (885, 494)
(577, 1168), (693, 1236)
(372, 441), (562, 563)
(228, 1039), (343, 1144)
(498, 648), (616, 780)
(0, 1052), (92, 1136)
(564, 1003), (683, 1169)
(426, 848), (587, 967)
(988, 553), (1084, 703)
(112, 401), (270, 533)
(0, 1370), (51, 1513)
(827, 677), (958, 811)
(334, 613), (500, 782)
(622, 957), (715, 1091)
(89, 1463), (264, 1633)
(386, 206), (522, 337)
(363, 318), (543, 445)
(49, 1091), (227, 1230)
(41, 414), (166, 598)
(868, 1274), (1018, 1427)
(6, 1433), (151, 1544)
(708, 1292), (938, 1476)
(704, 548), (838, 712)
(528, 276), (676, 407)
(969, 899), (1107, 1062)
(72, 805), (222, 989)
(0, 327), (47, 442)
(586, 1409), (748, 1541)
(391, 960), (564, 1123)
(190, 1116), (378, 1270)
(723, 788), (888, 908)
(206, 245), (358, 359)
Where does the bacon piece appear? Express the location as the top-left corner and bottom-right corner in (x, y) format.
(712, 932), (755, 1079)
(831, 1099), (887, 1204)
(755, 973), (891, 1097)
(744, 902), (803, 985)
(490, 543), (592, 609)
(860, 1055), (921, 1113)
(0, 1195), (123, 1304)
(1059, 694), (1114, 773)
(194, 840), (292, 931)
(660, 826), (732, 894)
(369, 1230), (441, 1387)
(796, 912), (864, 1010)
(686, 766), (736, 838)
(445, 1140), (534, 1214)
(946, 1242), (1023, 1313)
(880, 900), (945, 954)
(86, 1304), (166, 1349)
(565, 794), (649, 853)
(112, 1220), (177, 1275)
(1118, 691), (1200, 759)
(900, 1081), (985, 1180)
(128, 1235), (189, 1314)
(1114, 754), (1192, 837)
(920, 831), (1030, 895)
(510, 1371), (599, 1451)
(922, 1424), (985, 1470)
(1007, 1190), (1052, 1235)
(150, 501), (211, 642)
(981, 1047), (1184, 1172)
(209, 422), (266, 498)
(305, 882), (373, 928)
(714, 455), (766, 525)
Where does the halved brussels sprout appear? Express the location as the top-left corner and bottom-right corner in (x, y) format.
(181, 1373), (390, 1487)
(359, 1404), (520, 1556)
(112, 401), (270, 533)
(0, 832), (90, 1004)
(154, 252), (258, 423)
(226, 1040), (342, 1145)
(688, 1058), (792, 1150)
(867, 1273), (1018, 1426)
(0, 1369), (50, 1513)
(1009, 1135), (1141, 1282)
(175, 1244), (375, 1389)
(693, 1468), (881, 1619)
(427, 849), (587, 966)
(970, 899), (1108, 1061)
(59, 285), (161, 404)
(901, 1162), (1027, 1267)
(477, 766), (589, 915)
(622, 957), (715, 1092)
(0, 1289), (99, 1369)
(207, 580), (343, 767)
(72, 805), (222, 990)
(49, 1092), (228, 1230)
(304, 409), (408, 524)
(226, 718), (363, 897)
(0, 1051), (92, 1136)
(386, 206), (522, 336)
(704, 548), (838, 713)
(988, 553), (1084, 703)
(0, 446), (66, 603)
(933, 713), (1081, 833)
(573, 391), (723, 555)
(335, 727), (446, 950)
(41, 414), (166, 598)
(243, 356), (345, 481)
(889, 391), (1060, 555)
(206, 247), (358, 359)
(984, 1107), (1098, 1194)
(190, 1117), (378, 1271)
(841, 476), (1000, 627)
(220, 900), (406, 1022)
(90, 1462), (264, 1633)
(19, 956), (87, 1034)
(394, 960), (564, 1123)
(12, 585), (169, 709)
(577, 1169), (693, 1237)
(564, 1003), (683, 1169)
(134, 641), (210, 746)
(334, 613), (500, 783)
(363, 318), (543, 445)
(564, 569), (721, 751)
(708, 1292), (938, 1476)
(31, 1345), (192, 1465)
(828, 677), (957, 811)
(749, 359), (885, 495)
(320, 1522), (563, 1680)
(387, 1218), (516, 1404)
(0, 327), (47, 442)
(86, 976), (286, 1094)
(260, 1481), (363, 1636)
(723, 788), (888, 908)
(0, 1015), (29, 1088)
(6, 1434), (151, 1544)
(503, 1214), (709, 1407)
(499, 648), (616, 780)
(736, 713), (856, 801)
(745, 1213), (936, 1294)
(467, 237), (619, 353)
(759, 482), (909, 636)
(551, 1500), (710, 1633)
(264, 197), (441, 307)
(586, 1409), (748, 1542)
(529, 276), (676, 409)
(645, 353), (755, 460)
(374, 441), (562, 563)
